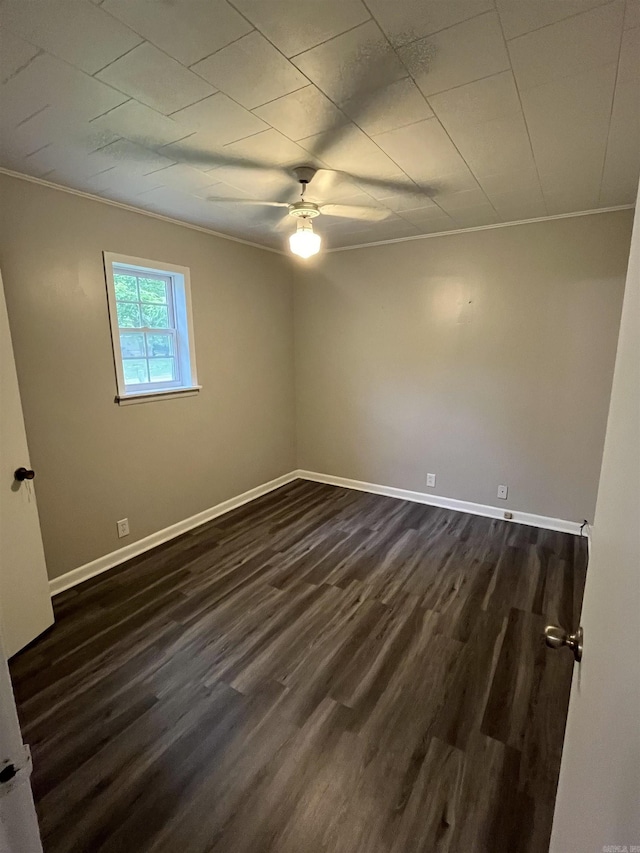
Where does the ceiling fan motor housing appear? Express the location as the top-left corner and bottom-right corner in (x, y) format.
(288, 201), (321, 218)
(292, 165), (317, 185)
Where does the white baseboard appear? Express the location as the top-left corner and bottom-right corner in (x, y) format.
(49, 472), (298, 596)
(295, 469), (583, 535)
(50, 468), (585, 596)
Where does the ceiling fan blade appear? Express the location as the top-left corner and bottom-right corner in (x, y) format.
(319, 203), (390, 222)
(206, 197), (289, 207)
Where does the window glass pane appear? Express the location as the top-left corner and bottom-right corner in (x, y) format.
(116, 301), (141, 328)
(146, 333), (173, 357)
(113, 274), (138, 301)
(148, 358), (176, 382)
(141, 303), (169, 328)
(123, 359), (149, 385)
(138, 278), (167, 303)
(120, 333), (146, 358)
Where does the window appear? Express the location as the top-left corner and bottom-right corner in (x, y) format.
(103, 253), (199, 404)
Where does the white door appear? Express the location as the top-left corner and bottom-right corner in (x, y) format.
(0, 640), (43, 853)
(0, 270), (54, 657)
(550, 186), (640, 849)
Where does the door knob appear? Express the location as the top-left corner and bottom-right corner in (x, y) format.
(14, 467), (35, 482)
(544, 625), (583, 662)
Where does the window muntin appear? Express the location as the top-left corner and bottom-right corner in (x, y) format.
(113, 268), (181, 390)
(104, 254), (198, 402)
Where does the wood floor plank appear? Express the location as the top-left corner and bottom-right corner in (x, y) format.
(9, 480), (588, 853)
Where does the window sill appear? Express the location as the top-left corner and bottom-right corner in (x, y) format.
(116, 386), (201, 406)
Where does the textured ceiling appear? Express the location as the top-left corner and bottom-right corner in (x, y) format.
(1, 0), (638, 251)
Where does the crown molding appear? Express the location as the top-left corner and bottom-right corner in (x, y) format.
(0, 167), (285, 256)
(325, 204), (636, 253)
(2, 166), (633, 259)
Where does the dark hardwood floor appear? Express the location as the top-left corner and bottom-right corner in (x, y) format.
(10, 479), (588, 853)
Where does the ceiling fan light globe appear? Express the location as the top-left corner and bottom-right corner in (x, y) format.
(289, 220), (321, 259)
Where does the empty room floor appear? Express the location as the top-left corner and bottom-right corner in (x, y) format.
(10, 480), (587, 853)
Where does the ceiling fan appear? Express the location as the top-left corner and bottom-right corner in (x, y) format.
(206, 166), (391, 258)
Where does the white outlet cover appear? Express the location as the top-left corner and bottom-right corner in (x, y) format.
(426, 473), (436, 487)
(117, 518), (129, 537)
(497, 485), (508, 500)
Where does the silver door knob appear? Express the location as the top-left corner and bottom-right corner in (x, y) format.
(544, 625), (583, 662)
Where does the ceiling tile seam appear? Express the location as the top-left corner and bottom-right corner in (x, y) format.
(413, 112), (500, 221)
(1, 37), (135, 122)
(360, 2), (505, 221)
(217, 124), (309, 161)
(393, 211), (448, 229)
(285, 18), (375, 60)
(184, 28), (257, 70)
(26, 130), (135, 177)
(325, 204), (635, 251)
(151, 131), (202, 155)
(90, 39), (145, 78)
(23, 143), (52, 160)
(596, 18), (627, 206)
(91, 136), (135, 156)
(93, 58), (222, 118)
(222, 0), (340, 93)
(14, 104), (49, 129)
(497, 13), (550, 216)
(243, 109), (357, 163)
(1, 42), (43, 84)
(164, 91), (222, 118)
(514, 55), (624, 93)
(94, 0), (252, 75)
(87, 110), (202, 159)
(165, 93), (228, 120)
(131, 158), (182, 178)
(384, 6), (504, 51)
(1, 16), (140, 85)
(162, 31), (324, 122)
(0, 168), (286, 254)
(502, 0), (620, 42)
(88, 96), (133, 123)
(140, 159), (205, 181)
(77, 138), (180, 184)
(246, 83), (317, 113)
(412, 66), (516, 100)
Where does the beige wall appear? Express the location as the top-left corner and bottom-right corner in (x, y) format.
(0, 173), (295, 580)
(0, 171), (632, 581)
(294, 211), (633, 522)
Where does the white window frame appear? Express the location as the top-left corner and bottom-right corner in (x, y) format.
(103, 252), (200, 405)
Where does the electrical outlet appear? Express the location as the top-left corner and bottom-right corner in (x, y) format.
(426, 473), (436, 488)
(117, 518), (129, 538)
(497, 485), (508, 500)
